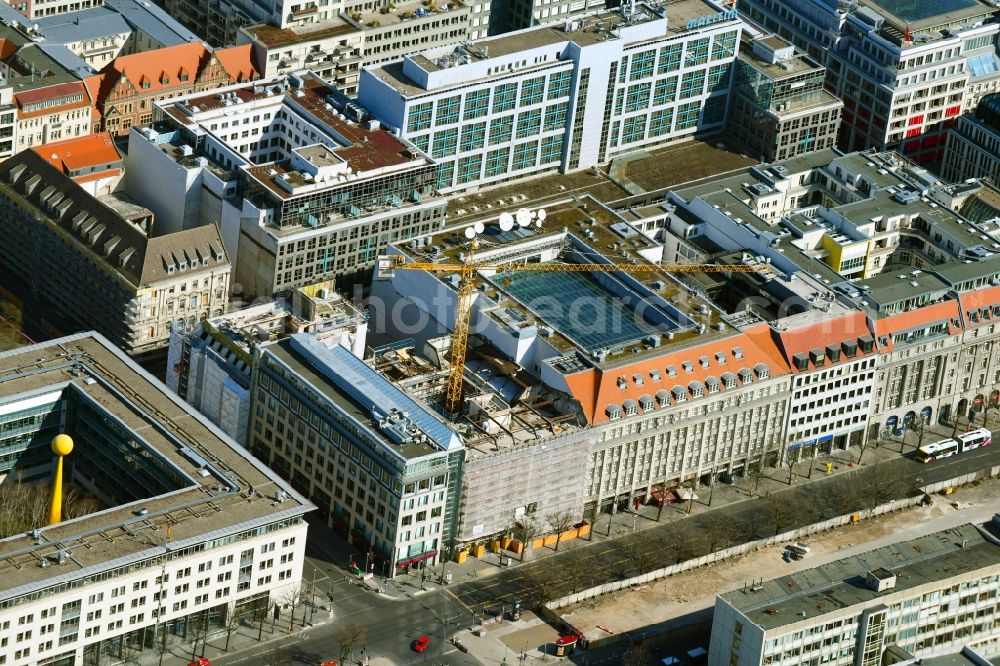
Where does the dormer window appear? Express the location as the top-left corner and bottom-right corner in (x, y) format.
(682, 361), (693, 373)
(606, 403), (622, 420)
(649, 370), (661, 381)
(666, 365), (676, 377)
(699, 356), (710, 368)
(632, 374), (644, 386)
(617, 377), (628, 390)
(671, 385), (687, 402)
(160, 74), (170, 85)
(732, 347), (744, 360)
(141, 78), (151, 89)
(655, 389), (670, 407)
(738, 369), (753, 384)
(623, 399), (638, 416)
(689, 381), (704, 398)
(706, 376), (720, 393)
(639, 394), (655, 411)
(722, 372), (737, 389)
(755, 363), (770, 380)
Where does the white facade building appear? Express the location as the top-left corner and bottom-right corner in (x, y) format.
(358, 0), (741, 193)
(0, 333), (312, 666)
(709, 523), (1000, 666)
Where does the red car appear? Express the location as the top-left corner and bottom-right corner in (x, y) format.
(188, 660), (210, 666)
(413, 636), (430, 653)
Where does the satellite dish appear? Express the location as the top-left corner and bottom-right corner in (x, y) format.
(499, 212), (514, 231)
(516, 208), (531, 227)
(464, 227), (476, 239)
(537, 208), (547, 221)
(473, 221), (485, 234)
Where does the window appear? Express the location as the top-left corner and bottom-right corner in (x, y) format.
(431, 128), (458, 158)
(625, 83), (650, 112)
(680, 70), (706, 99)
(649, 108), (673, 136)
(493, 83), (517, 113)
(456, 155), (482, 184)
(489, 116), (513, 145)
(658, 43), (682, 73)
(512, 141), (538, 170)
(463, 89), (489, 120)
(711, 31), (737, 60)
(434, 95), (460, 125)
(540, 135), (562, 163)
(519, 77), (544, 106)
(621, 115), (646, 144)
(543, 104), (567, 131)
(630, 50), (655, 80)
(547, 70), (571, 99)
(407, 102), (432, 133)
(653, 77), (677, 106)
(516, 109), (541, 138)
(702, 96), (727, 125)
(707, 64), (730, 91)
(684, 38), (709, 67)
(675, 102), (701, 130)
(485, 147), (509, 177)
(460, 122), (486, 152)
(436, 161), (455, 189)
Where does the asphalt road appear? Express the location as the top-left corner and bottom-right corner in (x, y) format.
(212, 532), (479, 666)
(212, 441), (999, 665)
(447, 442), (1000, 614)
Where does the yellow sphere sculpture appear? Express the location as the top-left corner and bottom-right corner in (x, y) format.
(48, 434), (74, 526)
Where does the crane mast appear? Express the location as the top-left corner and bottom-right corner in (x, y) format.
(387, 211), (771, 414)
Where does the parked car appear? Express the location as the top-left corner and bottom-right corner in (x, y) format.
(413, 636), (430, 652)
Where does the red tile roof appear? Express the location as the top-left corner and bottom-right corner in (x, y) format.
(771, 311), (871, 364)
(31, 132), (122, 183)
(14, 81), (91, 118)
(872, 300), (962, 353)
(213, 44), (259, 83)
(563, 323), (791, 426)
(96, 42), (210, 101)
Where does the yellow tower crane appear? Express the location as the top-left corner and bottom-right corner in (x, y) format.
(385, 210), (771, 414)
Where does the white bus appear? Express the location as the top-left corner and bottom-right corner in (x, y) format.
(957, 427), (992, 451)
(916, 428), (991, 463)
(916, 439), (959, 463)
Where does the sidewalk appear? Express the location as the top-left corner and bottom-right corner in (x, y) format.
(389, 441), (910, 592)
(134, 602), (334, 666)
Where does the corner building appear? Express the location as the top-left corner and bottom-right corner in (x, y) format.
(359, 0), (741, 193)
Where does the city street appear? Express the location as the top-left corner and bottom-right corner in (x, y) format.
(208, 438), (999, 666)
(446, 441), (1000, 614)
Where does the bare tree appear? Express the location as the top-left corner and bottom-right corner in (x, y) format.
(583, 503), (600, 541)
(280, 586), (305, 630)
(510, 517), (539, 561)
(654, 481), (670, 521)
(855, 434), (874, 464)
(759, 495), (796, 537)
(336, 622), (368, 663)
(620, 539), (656, 578)
(784, 451), (798, 485)
(154, 624), (171, 666)
(256, 600), (275, 641)
(621, 642), (650, 666)
(119, 638), (142, 666)
(222, 604), (242, 651)
(560, 555), (591, 593)
(187, 611), (209, 662)
(546, 510), (575, 551)
(703, 512), (739, 552)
